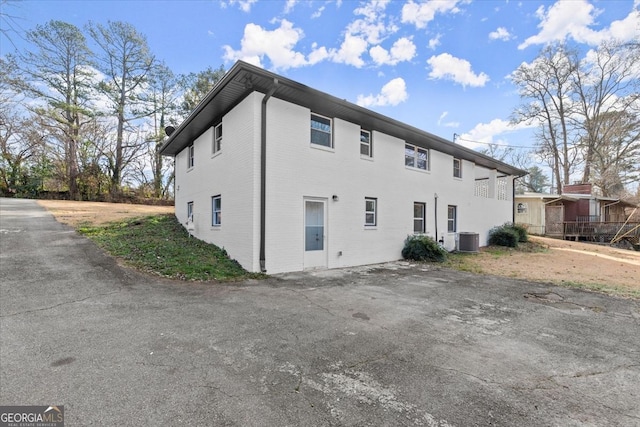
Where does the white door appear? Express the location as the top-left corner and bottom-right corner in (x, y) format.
(304, 198), (327, 269)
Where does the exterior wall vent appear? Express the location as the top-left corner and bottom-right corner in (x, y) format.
(458, 232), (479, 253)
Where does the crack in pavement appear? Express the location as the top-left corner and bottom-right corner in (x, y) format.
(0, 290), (123, 317)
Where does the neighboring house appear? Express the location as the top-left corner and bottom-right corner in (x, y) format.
(160, 61), (525, 274)
(515, 183), (638, 242)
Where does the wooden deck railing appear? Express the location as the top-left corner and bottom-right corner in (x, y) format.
(562, 221), (640, 243)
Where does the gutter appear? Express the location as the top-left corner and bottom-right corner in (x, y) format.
(260, 79), (279, 273)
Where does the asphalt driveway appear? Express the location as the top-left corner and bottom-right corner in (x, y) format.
(1, 198), (639, 426)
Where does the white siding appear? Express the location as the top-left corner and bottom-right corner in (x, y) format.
(175, 91), (515, 274)
(263, 98), (514, 273)
(174, 92), (262, 272)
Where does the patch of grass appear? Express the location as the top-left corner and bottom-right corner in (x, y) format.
(78, 214), (263, 281)
(559, 281), (640, 299)
(445, 253), (484, 274)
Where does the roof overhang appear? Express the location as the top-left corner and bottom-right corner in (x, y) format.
(160, 61), (526, 177)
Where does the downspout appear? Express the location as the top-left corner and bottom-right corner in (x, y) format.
(260, 79), (279, 273)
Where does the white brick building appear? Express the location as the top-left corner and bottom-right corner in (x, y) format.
(160, 61), (525, 274)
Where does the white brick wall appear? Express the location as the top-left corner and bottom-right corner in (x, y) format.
(175, 91), (515, 274)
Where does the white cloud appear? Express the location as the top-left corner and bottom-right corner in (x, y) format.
(519, 0), (640, 49)
(428, 34), (442, 50)
(222, 0), (257, 13)
(369, 37), (416, 66)
(329, 34), (369, 67)
(437, 111), (460, 128)
(401, 0), (463, 29)
(357, 77), (408, 107)
(283, 0), (297, 14)
(347, 0), (397, 45)
(311, 5), (325, 19)
(489, 27), (512, 41)
(427, 53), (489, 87)
(222, 20), (315, 70)
(459, 119), (535, 149)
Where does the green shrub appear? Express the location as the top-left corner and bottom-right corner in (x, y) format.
(402, 235), (447, 262)
(510, 223), (529, 242)
(488, 225), (519, 248)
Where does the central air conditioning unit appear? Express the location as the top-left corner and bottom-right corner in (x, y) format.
(458, 232), (479, 253)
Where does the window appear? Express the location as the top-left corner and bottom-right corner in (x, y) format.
(360, 129), (372, 157)
(405, 144), (429, 170)
(311, 113), (332, 148)
(414, 202), (425, 234)
(213, 123), (222, 154)
(187, 201), (194, 222)
(211, 195), (221, 226)
(447, 205), (457, 233)
(365, 198), (377, 227)
(187, 144), (194, 168)
(517, 203), (528, 214)
(453, 158), (462, 178)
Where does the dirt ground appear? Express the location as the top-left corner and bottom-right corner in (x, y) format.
(37, 200), (639, 294)
(38, 199), (174, 226)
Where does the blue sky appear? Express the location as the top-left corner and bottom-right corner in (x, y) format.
(2, 0), (639, 163)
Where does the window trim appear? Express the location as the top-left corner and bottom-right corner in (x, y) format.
(360, 129), (372, 157)
(453, 158), (462, 178)
(187, 144), (194, 169)
(413, 202), (426, 234)
(447, 205), (457, 233)
(365, 197), (377, 227)
(212, 123), (222, 155)
(310, 113), (333, 149)
(211, 195), (221, 226)
(405, 143), (429, 171)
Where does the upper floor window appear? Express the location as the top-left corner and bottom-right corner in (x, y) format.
(211, 195), (221, 226)
(187, 144), (194, 168)
(360, 129), (372, 157)
(405, 144), (429, 171)
(447, 205), (457, 233)
(311, 113), (332, 148)
(453, 158), (462, 178)
(414, 202), (425, 234)
(365, 197), (377, 227)
(213, 123), (222, 155)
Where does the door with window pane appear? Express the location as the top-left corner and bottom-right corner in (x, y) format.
(304, 198), (327, 269)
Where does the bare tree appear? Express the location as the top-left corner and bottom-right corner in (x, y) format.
(8, 20), (94, 199)
(87, 20), (155, 197)
(147, 61), (181, 198)
(573, 40), (640, 185)
(511, 44), (579, 194)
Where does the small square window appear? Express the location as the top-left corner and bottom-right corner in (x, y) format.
(453, 158), (462, 178)
(311, 113), (332, 148)
(213, 123), (222, 154)
(405, 143), (429, 170)
(360, 129), (372, 157)
(212, 195), (221, 226)
(517, 203), (528, 213)
(365, 198), (377, 226)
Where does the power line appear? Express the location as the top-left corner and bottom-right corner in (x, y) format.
(455, 136), (539, 150)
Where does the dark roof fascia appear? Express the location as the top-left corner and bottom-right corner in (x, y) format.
(160, 61), (526, 177)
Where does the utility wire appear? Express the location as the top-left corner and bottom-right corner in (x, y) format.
(455, 136), (540, 150)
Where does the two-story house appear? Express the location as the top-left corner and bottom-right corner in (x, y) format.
(160, 61), (525, 274)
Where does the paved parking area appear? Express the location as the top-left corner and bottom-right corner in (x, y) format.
(1, 198), (639, 426)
